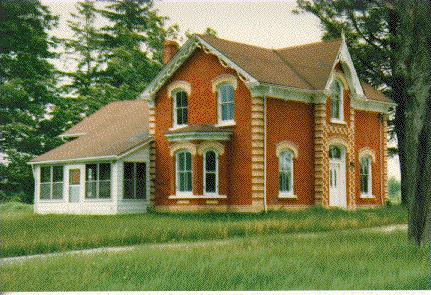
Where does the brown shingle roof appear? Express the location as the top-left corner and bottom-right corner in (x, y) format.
(197, 34), (391, 103)
(30, 100), (151, 163)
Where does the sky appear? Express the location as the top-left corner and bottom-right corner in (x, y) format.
(40, 0), (401, 179)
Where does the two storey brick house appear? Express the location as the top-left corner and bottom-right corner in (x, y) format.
(29, 34), (395, 214)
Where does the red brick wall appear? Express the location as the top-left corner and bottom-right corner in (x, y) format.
(266, 98), (315, 205)
(154, 49), (252, 206)
(355, 111), (384, 205)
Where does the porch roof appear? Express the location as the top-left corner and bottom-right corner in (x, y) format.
(29, 100), (152, 164)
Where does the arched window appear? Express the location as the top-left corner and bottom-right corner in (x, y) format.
(176, 150), (192, 194)
(360, 155), (372, 197)
(218, 83), (235, 123)
(279, 150), (294, 196)
(330, 80), (344, 121)
(204, 150), (218, 195)
(173, 90), (188, 127)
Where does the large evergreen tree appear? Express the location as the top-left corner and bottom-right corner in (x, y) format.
(0, 0), (60, 202)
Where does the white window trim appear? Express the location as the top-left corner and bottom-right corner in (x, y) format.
(203, 150), (219, 196)
(215, 81), (236, 125)
(39, 166), (64, 201)
(360, 156), (374, 199)
(175, 150), (193, 196)
(278, 150), (295, 198)
(330, 79), (345, 123)
(172, 89), (188, 129)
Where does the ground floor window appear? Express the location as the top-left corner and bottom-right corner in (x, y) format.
(40, 166), (64, 200)
(124, 162), (146, 199)
(360, 156), (372, 197)
(204, 150), (218, 194)
(279, 150), (294, 195)
(85, 163), (111, 199)
(176, 150), (192, 193)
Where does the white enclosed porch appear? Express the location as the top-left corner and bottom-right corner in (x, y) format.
(32, 146), (151, 215)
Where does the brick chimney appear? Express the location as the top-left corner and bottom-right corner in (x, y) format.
(163, 40), (179, 64)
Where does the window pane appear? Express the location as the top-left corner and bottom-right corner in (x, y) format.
(177, 153), (185, 171)
(222, 104), (229, 120)
(99, 180), (111, 198)
(86, 164), (97, 181)
(99, 164), (111, 180)
(86, 181), (97, 198)
(52, 166), (63, 182)
(205, 173), (216, 193)
(185, 152), (192, 170)
(52, 182), (63, 199)
(41, 167), (51, 183)
(205, 151), (216, 172)
(186, 171), (192, 192)
(279, 173), (286, 192)
(124, 162), (134, 180)
(178, 172), (185, 191)
(124, 179), (134, 199)
(136, 163), (146, 199)
(40, 183), (51, 199)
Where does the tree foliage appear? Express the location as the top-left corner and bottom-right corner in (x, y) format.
(0, 0), (60, 202)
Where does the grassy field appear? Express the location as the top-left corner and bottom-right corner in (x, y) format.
(1, 202), (407, 258)
(1, 229), (427, 291)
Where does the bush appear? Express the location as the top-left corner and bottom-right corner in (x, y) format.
(388, 177), (401, 204)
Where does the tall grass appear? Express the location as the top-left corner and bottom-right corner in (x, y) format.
(0, 204), (407, 257)
(1, 230), (427, 291)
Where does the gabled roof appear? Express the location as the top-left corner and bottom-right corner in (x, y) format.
(141, 34), (394, 107)
(30, 100), (151, 164)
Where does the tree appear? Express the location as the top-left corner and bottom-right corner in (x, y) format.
(0, 0), (60, 202)
(97, 0), (179, 101)
(396, 0), (431, 244)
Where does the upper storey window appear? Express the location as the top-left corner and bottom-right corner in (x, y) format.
(174, 90), (188, 127)
(218, 83), (235, 123)
(212, 74), (238, 126)
(330, 80), (344, 121)
(168, 81), (191, 129)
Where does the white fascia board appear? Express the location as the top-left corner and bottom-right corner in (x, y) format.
(351, 98), (396, 113)
(27, 155), (117, 165)
(139, 35), (258, 102)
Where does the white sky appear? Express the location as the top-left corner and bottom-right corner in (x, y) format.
(40, 0), (400, 179)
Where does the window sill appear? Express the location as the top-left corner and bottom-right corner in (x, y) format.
(84, 198), (113, 202)
(169, 194), (227, 199)
(360, 194), (375, 199)
(169, 125), (188, 131)
(215, 121), (235, 127)
(278, 194), (297, 199)
(330, 119), (347, 125)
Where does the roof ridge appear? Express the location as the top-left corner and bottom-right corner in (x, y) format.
(196, 34), (274, 52)
(276, 38), (342, 51)
(272, 49), (315, 90)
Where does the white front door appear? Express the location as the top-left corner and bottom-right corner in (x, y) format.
(329, 146), (347, 208)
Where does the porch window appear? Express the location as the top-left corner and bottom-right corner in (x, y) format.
(124, 162), (146, 199)
(176, 150), (192, 193)
(360, 156), (372, 197)
(85, 163), (111, 199)
(330, 80), (344, 121)
(40, 166), (64, 200)
(218, 83), (235, 123)
(279, 150), (294, 196)
(174, 90), (188, 127)
(204, 150), (218, 194)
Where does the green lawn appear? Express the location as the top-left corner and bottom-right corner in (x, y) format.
(1, 202), (407, 258)
(1, 230), (427, 291)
